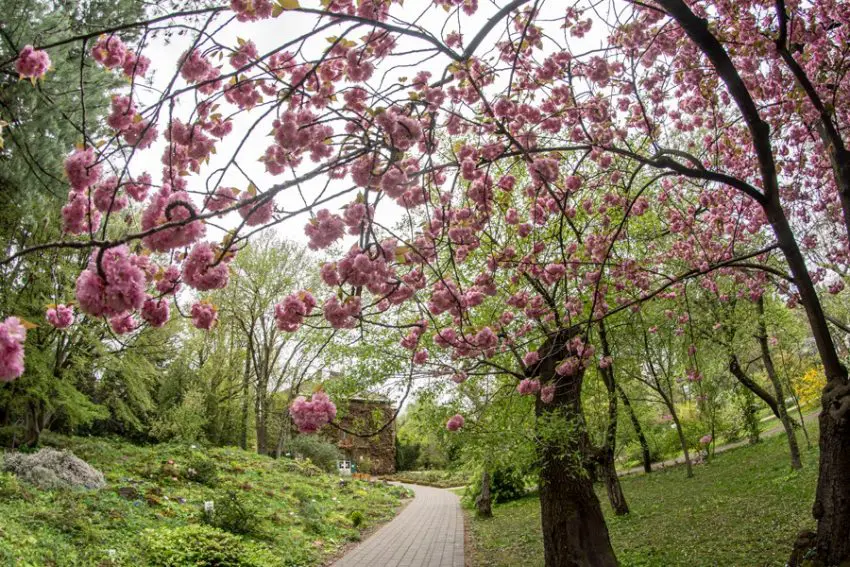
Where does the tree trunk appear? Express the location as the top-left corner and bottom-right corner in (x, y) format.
(728, 354), (781, 420)
(240, 351), (251, 451)
(669, 405), (693, 478)
(255, 385), (268, 455)
(597, 322), (629, 515)
(475, 469), (493, 518)
(534, 327), (618, 567)
(740, 388), (761, 445)
(617, 384), (652, 473)
(756, 297), (802, 470)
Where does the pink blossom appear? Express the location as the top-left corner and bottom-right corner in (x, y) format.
(413, 349), (428, 364)
(238, 194), (275, 226)
(155, 265), (182, 295)
(231, 0), (274, 21)
(125, 173), (152, 201)
(517, 378), (541, 396)
(91, 35), (127, 69)
(64, 147), (102, 192)
(121, 52), (150, 78)
(0, 317), (27, 381)
(190, 302), (218, 330)
(274, 291), (317, 332)
(446, 413), (465, 432)
(141, 190), (205, 251)
(182, 242), (230, 291)
(523, 351), (540, 367)
(451, 372), (467, 384)
(230, 39), (259, 68)
(15, 45), (51, 79)
(322, 296), (360, 329)
(540, 384), (556, 404)
(205, 186), (239, 212)
(62, 190), (101, 235)
(109, 313), (137, 335)
(305, 209), (345, 250)
(290, 391), (337, 433)
(46, 305), (74, 329)
(92, 176), (128, 213)
(141, 297), (170, 327)
(75, 246), (146, 317)
(699, 434), (713, 445)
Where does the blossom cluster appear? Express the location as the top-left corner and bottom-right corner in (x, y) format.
(289, 391), (337, 433)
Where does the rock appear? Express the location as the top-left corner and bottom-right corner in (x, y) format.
(2, 448), (105, 490)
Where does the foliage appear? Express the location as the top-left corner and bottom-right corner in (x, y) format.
(143, 524), (274, 567)
(794, 367), (826, 408)
(382, 469), (469, 489)
(466, 431), (818, 567)
(0, 435), (404, 566)
(201, 490), (262, 536)
(288, 434), (343, 473)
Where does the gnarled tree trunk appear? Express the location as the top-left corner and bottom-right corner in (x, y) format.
(533, 327), (618, 567)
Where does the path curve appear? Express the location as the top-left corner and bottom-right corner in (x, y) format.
(332, 483), (464, 567)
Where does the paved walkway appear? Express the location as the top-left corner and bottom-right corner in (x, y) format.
(332, 483), (464, 567)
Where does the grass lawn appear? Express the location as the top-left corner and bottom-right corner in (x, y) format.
(380, 469), (470, 488)
(466, 430), (818, 567)
(0, 435), (408, 566)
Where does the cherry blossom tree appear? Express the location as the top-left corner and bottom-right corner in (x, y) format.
(3, 0), (850, 564)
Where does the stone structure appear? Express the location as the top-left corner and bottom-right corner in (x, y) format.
(330, 397), (396, 475)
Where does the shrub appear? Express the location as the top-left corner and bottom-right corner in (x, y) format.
(466, 466), (527, 505)
(298, 498), (326, 534)
(349, 510), (365, 528)
(184, 454), (218, 486)
(201, 490), (261, 536)
(3, 448), (105, 490)
(142, 524), (273, 567)
(288, 435), (342, 473)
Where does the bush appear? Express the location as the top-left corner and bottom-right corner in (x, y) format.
(184, 454), (218, 486)
(288, 435), (342, 473)
(465, 466), (527, 506)
(143, 524), (273, 567)
(3, 448), (105, 490)
(201, 490), (261, 536)
(349, 510), (365, 528)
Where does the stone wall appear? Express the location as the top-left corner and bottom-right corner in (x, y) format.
(330, 398), (396, 475)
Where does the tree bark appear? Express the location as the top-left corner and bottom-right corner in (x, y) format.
(668, 402), (693, 478)
(756, 297), (802, 470)
(728, 354), (781, 420)
(475, 469), (493, 518)
(597, 322), (629, 515)
(239, 349), (251, 451)
(616, 383), (652, 473)
(533, 327), (618, 567)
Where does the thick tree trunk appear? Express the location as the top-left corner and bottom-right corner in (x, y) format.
(475, 469), (493, 518)
(617, 384), (652, 473)
(756, 297), (802, 470)
(533, 327), (618, 567)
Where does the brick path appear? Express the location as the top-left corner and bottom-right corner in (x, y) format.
(332, 483), (464, 567)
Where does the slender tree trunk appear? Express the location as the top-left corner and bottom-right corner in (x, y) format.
(756, 297), (802, 470)
(617, 384), (652, 473)
(728, 353), (781, 420)
(597, 322), (629, 515)
(668, 404), (693, 478)
(534, 327), (618, 567)
(475, 469), (493, 518)
(240, 352), (251, 451)
(740, 388), (761, 445)
(255, 384), (268, 455)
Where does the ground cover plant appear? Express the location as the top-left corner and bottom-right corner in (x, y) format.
(0, 435), (408, 566)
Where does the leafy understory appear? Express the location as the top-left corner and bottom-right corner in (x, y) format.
(0, 435), (408, 566)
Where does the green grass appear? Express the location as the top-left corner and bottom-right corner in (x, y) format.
(0, 435), (409, 566)
(380, 469), (469, 488)
(466, 431), (818, 567)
